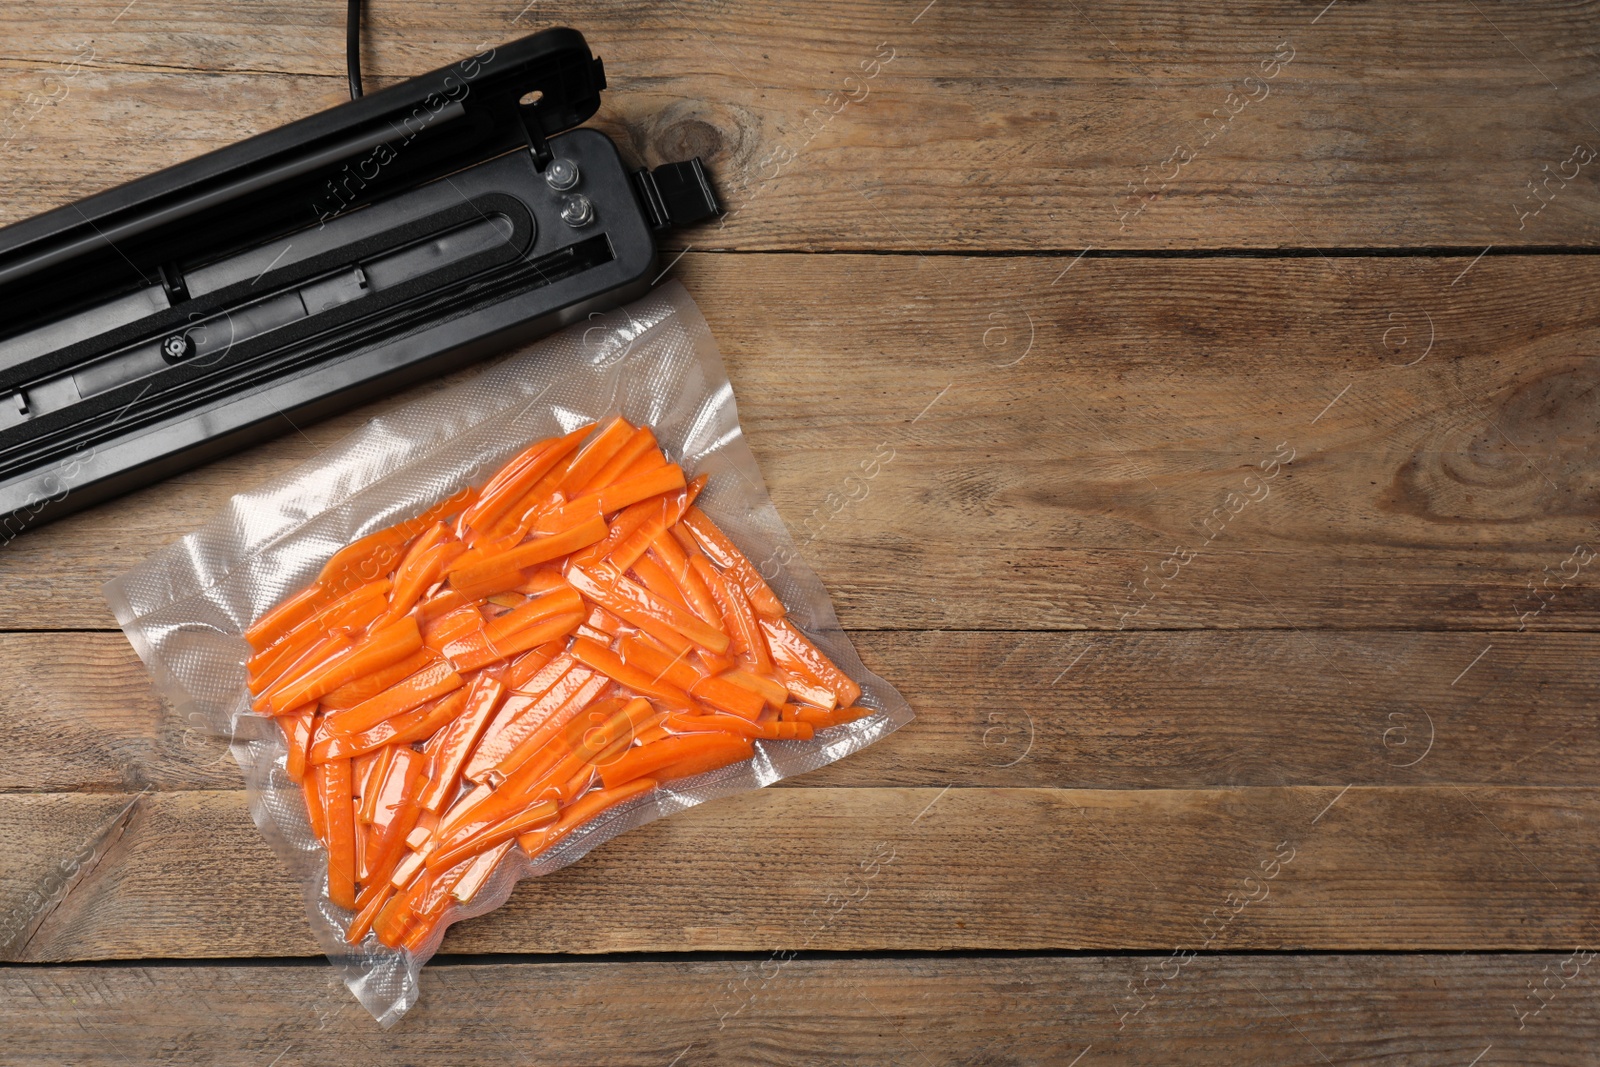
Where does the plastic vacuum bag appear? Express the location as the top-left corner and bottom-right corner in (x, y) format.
(106, 281), (913, 1025)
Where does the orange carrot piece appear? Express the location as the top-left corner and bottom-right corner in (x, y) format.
(447, 515), (608, 592)
(423, 604), (483, 653)
(688, 674), (766, 720)
(604, 474), (707, 574)
(321, 648), (437, 711)
(418, 673), (506, 813)
(569, 636), (694, 710)
(356, 745), (398, 824)
(609, 440), (668, 484)
(487, 671), (610, 782)
(464, 662), (591, 781)
(310, 686), (468, 763)
(630, 552), (697, 616)
(652, 735), (765, 782)
(616, 632), (705, 692)
(450, 839), (517, 904)
(553, 415), (634, 496)
(568, 566), (730, 656)
(565, 462), (686, 518)
(322, 758), (358, 910)
(382, 537), (467, 624)
(693, 555), (771, 674)
(265, 615), (424, 714)
(599, 733), (753, 791)
(319, 487), (476, 596)
(346, 881), (394, 944)
(648, 531), (722, 627)
(681, 506), (786, 619)
(245, 581), (327, 652)
(447, 610), (584, 673)
(460, 426), (590, 537)
(720, 668), (789, 709)
(517, 776), (659, 859)
(360, 747), (427, 889)
(582, 425), (659, 492)
(505, 646), (571, 696)
(482, 585), (582, 645)
(249, 579), (390, 687)
(425, 798), (559, 871)
(322, 657), (462, 738)
(277, 704), (316, 782)
(305, 761), (329, 842)
(760, 617), (861, 707)
(773, 667), (838, 711)
(250, 632), (354, 712)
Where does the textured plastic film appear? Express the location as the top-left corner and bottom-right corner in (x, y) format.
(105, 282), (914, 1026)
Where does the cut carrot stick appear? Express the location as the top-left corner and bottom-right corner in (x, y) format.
(604, 475), (707, 574)
(598, 733), (753, 791)
(460, 425), (589, 537)
(310, 687), (469, 764)
(688, 673), (765, 720)
(517, 777), (659, 859)
(304, 759), (329, 842)
(448, 515), (608, 592)
(648, 531), (722, 627)
(553, 415), (634, 496)
(693, 555), (771, 674)
(425, 798), (559, 871)
(567, 566), (729, 656)
(383, 537), (467, 624)
(581, 425), (658, 492)
(250, 579), (391, 687)
(451, 839), (517, 904)
(245, 581), (327, 652)
(277, 704), (316, 782)
(464, 663), (594, 781)
(321, 648), (437, 711)
(322, 758), (357, 910)
(681, 506), (785, 619)
(417, 673), (506, 813)
(565, 462), (686, 517)
(321, 656), (462, 738)
(356, 746), (398, 825)
(616, 632), (705, 692)
(482, 585), (582, 646)
(318, 487), (475, 597)
(630, 552), (697, 617)
(773, 667), (838, 711)
(346, 881), (393, 944)
(360, 747), (427, 889)
(265, 615), (424, 715)
(569, 636), (693, 710)
(720, 668), (789, 709)
(760, 617), (861, 707)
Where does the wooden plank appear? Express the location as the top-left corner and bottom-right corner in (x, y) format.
(1, 2), (1595, 249)
(4, 954), (1595, 1065)
(1, 253), (1597, 631)
(6, 630), (1599, 794)
(3, 785), (1597, 960)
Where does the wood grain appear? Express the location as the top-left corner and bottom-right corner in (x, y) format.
(1, 253), (1596, 632)
(5, 954), (1595, 1065)
(0, 2), (1596, 250)
(5, 630), (1597, 794)
(4, 785), (1597, 961)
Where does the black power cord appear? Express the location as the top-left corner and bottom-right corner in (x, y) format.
(346, 0), (364, 100)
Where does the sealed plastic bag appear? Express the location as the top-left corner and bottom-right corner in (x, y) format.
(106, 282), (913, 1025)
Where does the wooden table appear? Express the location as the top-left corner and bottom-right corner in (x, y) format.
(3, 2), (1598, 1062)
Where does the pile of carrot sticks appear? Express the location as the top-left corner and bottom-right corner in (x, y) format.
(244, 417), (870, 951)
